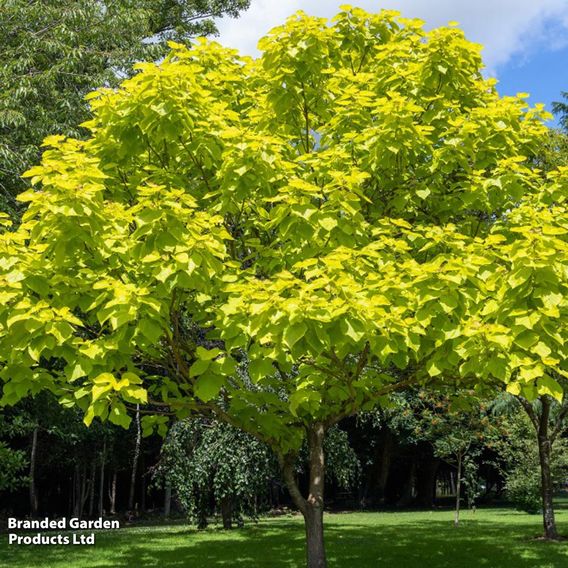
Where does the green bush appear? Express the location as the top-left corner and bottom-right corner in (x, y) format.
(505, 467), (541, 514)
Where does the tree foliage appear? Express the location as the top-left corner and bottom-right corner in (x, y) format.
(2, 5), (565, 448)
(154, 418), (277, 527)
(552, 91), (568, 132)
(0, 0), (250, 213)
(0, 441), (27, 493)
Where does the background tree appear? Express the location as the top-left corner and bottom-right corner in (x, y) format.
(0, 0), (250, 214)
(154, 420), (359, 529)
(412, 394), (497, 527)
(509, 392), (568, 539)
(1, 7), (566, 567)
(154, 418), (278, 529)
(552, 91), (568, 132)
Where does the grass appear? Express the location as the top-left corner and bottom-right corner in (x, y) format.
(2, 507), (568, 568)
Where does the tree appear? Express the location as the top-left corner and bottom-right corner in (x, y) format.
(552, 92), (568, 132)
(514, 394), (568, 538)
(412, 394), (497, 526)
(0, 442), (27, 493)
(154, 418), (278, 528)
(0, 0), (250, 214)
(533, 129), (568, 172)
(490, 400), (568, 517)
(378, 390), (503, 520)
(0, 410), (29, 493)
(1, 7), (566, 566)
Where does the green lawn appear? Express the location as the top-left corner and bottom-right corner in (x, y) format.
(2, 508), (568, 568)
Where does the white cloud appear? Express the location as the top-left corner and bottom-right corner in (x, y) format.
(216, 0), (568, 73)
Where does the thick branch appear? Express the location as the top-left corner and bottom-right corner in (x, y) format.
(517, 396), (539, 431)
(279, 452), (308, 515)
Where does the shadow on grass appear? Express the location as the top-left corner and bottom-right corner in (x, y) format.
(1, 516), (568, 568)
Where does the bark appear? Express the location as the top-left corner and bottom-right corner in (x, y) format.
(141, 452), (146, 513)
(29, 426), (39, 515)
(220, 497), (233, 529)
(415, 450), (439, 508)
(454, 452), (462, 527)
(88, 458), (96, 517)
(164, 483), (171, 518)
(128, 406), (141, 511)
(281, 422), (327, 568)
(109, 471), (117, 516)
(305, 423), (327, 568)
(98, 439), (106, 516)
(397, 459), (416, 507)
(80, 464), (89, 518)
(73, 464), (81, 517)
(519, 395), (560, 540)
(537, 397), (558, 539)
(363, 430), (392, 507)
(72, 464), (89, 518)
(376, 430), (393, 503)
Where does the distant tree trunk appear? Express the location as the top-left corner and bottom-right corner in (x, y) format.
(140, 453), (146, 513)
(518, 395), (560, 540)
(73, 463), (89, 518)
(361, 429), (392, 507)
(88, 458), (96, 517)
(538, 436), (557, 539)
(376, 430), (393, 504)
(98, 439), (106, 516)
(128, 406), (141, 511)
(164, 484), (172, 518)
(29, 426), (39, 516)
(197, 493), (208, 529)
(397, 459), (416, 507)
(281, 422), (327, 568)
(80, 464), (89, 518)
(454, 451), (462, 527)
(109, 471), (117, 515)
(220, 497), (233, 529)
(535, 397), (558, 539)
(73, 466), (79, 517)
(449, 470), (456, 495)
(416, 451), (439, 508)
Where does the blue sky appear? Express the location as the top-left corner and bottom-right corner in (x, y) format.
(216, 1), (568, 127)
(497, 45), (568, 127)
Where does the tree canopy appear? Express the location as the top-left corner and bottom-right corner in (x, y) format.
(1, 6), (567, 566)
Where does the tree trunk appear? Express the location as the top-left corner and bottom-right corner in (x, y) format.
(281, 422), (327, 568)
(140, 453), (146, 513)
(79, 464), (89, 518)
(29, 426), (39, 516)
(128, 406), (141, 511)
(454, 452), (462, 527)
(220, 497), (233, 529)
(73, 464), (81, 517)
(376, 430), (393, 504)
(397, 459), (416, 507)
(164, 484), (171, 518)
(109, 471), (117, 516)
(416, 450), (439, 508)
(73, 463), (89, 519)
(98, 439), (106, 516)
(88, 458), (96, 517)
(537, 398), (558, 539)
(304, 502), (325, 568)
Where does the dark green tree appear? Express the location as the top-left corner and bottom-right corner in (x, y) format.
(552, 91), (568, 132)
(154, 419), (359, 529)
(0, 0), (250, 214)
